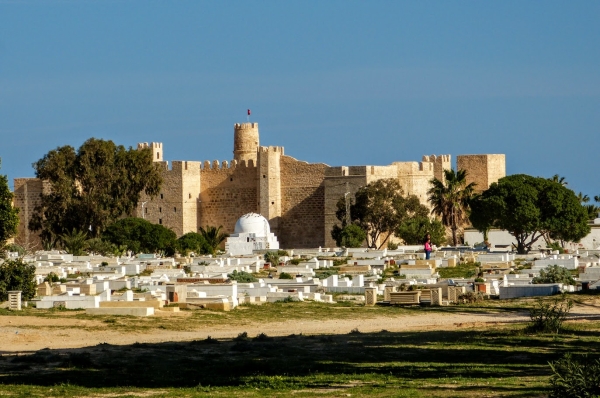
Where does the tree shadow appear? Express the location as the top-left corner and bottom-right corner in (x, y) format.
(1, 327), (598, 392)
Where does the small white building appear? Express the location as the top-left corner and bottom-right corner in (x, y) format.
(225, 213), (280, 255)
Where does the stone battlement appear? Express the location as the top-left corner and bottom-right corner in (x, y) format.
(234, 123), (258, 130)
(259, 146), (284, 155)
(200, 159), (257, 170)
(422, 154), (451, 163)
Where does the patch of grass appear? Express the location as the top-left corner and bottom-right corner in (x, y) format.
(1, 322), (596, 397)
(438, 262), (479, 279)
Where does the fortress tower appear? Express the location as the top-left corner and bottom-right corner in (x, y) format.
(457, 154), (506, 192)
(137, 142), (163, 162)
(233, 123), (259, 163)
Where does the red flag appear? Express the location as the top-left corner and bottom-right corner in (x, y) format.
(247, 109), (251, 116)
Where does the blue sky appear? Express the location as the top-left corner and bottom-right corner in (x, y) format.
(1, 1), (599, 196)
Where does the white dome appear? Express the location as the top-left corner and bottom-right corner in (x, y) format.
(234, 213), (270, 237)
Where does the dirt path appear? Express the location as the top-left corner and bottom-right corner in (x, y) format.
(1, 305), (598, 354)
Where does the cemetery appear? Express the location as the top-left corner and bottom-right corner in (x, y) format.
(1, 238), (600, 398)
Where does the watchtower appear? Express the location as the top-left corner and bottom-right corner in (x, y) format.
(137, 142), (163, 162)
(233, 123), (259, 163)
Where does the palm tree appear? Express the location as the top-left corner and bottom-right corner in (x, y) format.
(427, 169), (476, 246)
(198, 225), (229, 254)
(60, 229), (88, 256)
(577, 192), (590, 203)
(549, 174), (568, 186)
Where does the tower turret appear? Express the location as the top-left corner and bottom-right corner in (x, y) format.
(137, 142), (163, 162)
(233, 123), (259, 163)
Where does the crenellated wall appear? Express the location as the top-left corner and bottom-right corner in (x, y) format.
(12, 123), (504, 250)
(278, 155), (329, 248)
(139, 160), (201, 236)
(198, 159), (258, 234)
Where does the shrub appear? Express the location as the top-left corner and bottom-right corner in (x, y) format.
(387, 241), (399, 250)
(457, 291), (485, 303)
(548, 353), (600, 398)
(228, 270), (258, 283)
(315, 269), (337, 280)
(278, 296), (298, 303)
(234, 332), (249, 341)
(528, 295), (573, 334)
(278, 272), (293, 280)
(43, 272), (60, 283)
(532, 264), (575, 285)
(0, 259), (36, 301)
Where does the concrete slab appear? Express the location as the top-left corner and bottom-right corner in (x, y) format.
(86, 307), (155, 316)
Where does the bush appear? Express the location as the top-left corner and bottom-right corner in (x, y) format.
(549, 353), (600, 398)
(457, 291), (485, 303)
(532, 264), (575, 285)
(102, 217), (177, 255)
(43, 272), (60, 283)
(177, 232), (212, 256)
(228, 270), (258, 283)
(0, 259), (36, 301)
(278, 272), (293, 280)
(387, 241), (399, 250)
(528, 295), (573, 334)
(264, 251), (280, 266)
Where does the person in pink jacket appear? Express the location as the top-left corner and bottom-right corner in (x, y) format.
(424, 233), (432, 260)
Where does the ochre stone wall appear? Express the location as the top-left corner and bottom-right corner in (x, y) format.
(457, 154), (506, 192)
(198, 160), (258, 234)
(12, 124), (504, 251)
(258, 146), (283, 233)
(139, 161), (187, 236)
(323, 168), (367, 248)
(278, 155), (329, 248)
(394, 161), (435, 204)
(13, 178), (49, 249)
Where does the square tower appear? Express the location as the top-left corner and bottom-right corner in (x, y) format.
(457, 154), (506, 192)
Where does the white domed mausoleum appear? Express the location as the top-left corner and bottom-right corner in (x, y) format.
(225, 213), (280, 255)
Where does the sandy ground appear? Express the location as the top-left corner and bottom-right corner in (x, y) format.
(1, 304), (599, 354)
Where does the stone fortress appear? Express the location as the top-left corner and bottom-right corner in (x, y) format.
(133, 122), (505, 248)
(13, 122), (506, 249)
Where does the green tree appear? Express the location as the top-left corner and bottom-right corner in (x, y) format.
(199, 225), (229, 254)
(102, 217), (177, 255)
(59, 229), (88, 256)
(532, 265), (576, 285)
(177, 232), (212, 256)
(264, 251), (281, 266)
(470, 175), (590, 254)
(584, 204), (600, 221)
(396, 216), (446, 246)
(0, 258), (36, 301)
(549, 174), (568, 186)
(0, 159), (19, 248)
(29, 138), (162, 241)
(338, 224), (367, 248)
(427, 169), (476, 246)
(334, 179), (429, 249)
